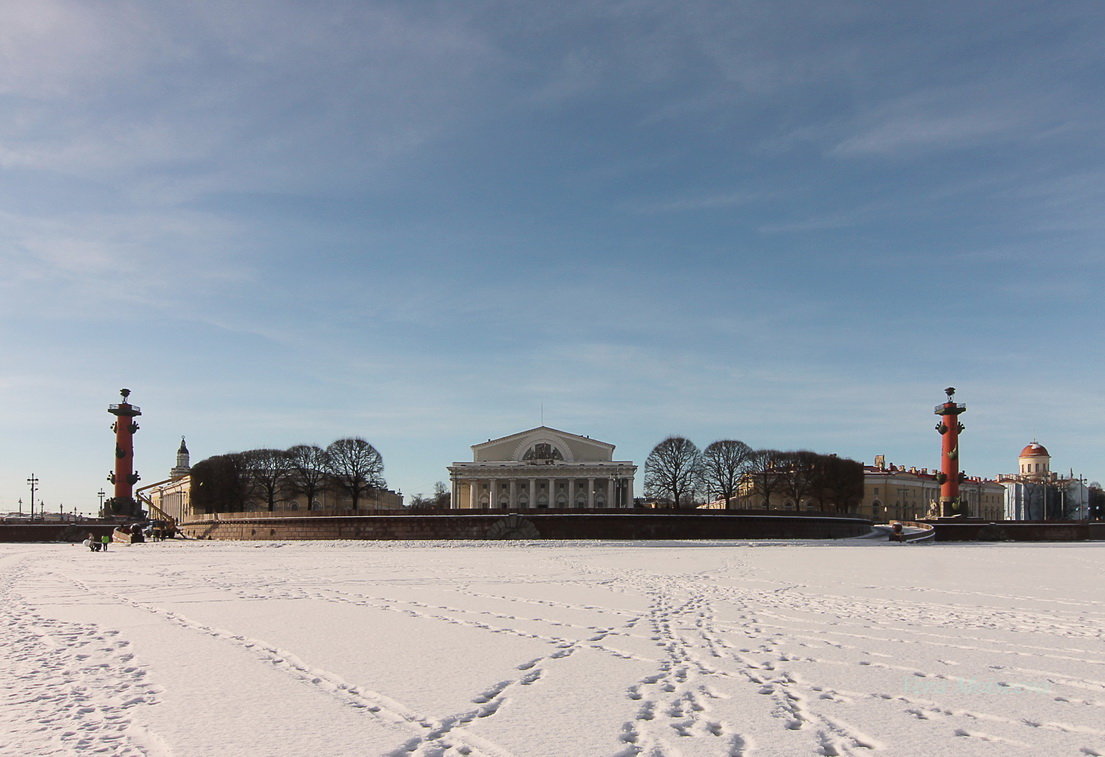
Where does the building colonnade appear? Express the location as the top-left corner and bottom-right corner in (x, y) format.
(451, 469), (635, 509)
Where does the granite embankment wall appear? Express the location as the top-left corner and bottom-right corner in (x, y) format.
(0, 523), (117, 543)
(932, 520), (1105, 542)
(179, 510), (873, 541)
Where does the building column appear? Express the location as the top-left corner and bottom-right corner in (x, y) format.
(469, 481), (479, 510)
(626, 475), (634, 507)
(488, 478), (497, 509)
(509, 479), (517, 509)
(606, 478), (614, 509)
(568, 479), (575, 509)
(587, 478), (595, 508)
(528, 478), (536, 509)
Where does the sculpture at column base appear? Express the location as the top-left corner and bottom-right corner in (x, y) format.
(102, 496), (142, 519)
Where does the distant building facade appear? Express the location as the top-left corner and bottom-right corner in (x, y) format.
(139, 439), (403, 522)
(449, 426), (637, 509)
(717, 454), (864, 513)
(139, 437), (194, 522)
(860, 455), (1004, 522)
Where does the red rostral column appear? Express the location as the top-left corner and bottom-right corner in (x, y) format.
(107, 388), (142, 518)
(934, 386), (966, 517)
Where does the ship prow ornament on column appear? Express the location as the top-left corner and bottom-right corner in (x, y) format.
(106, 388), (143, 518)
(934, 386), (967, 517)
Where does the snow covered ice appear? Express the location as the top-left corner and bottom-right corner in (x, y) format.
(2, 538), (1103, 756)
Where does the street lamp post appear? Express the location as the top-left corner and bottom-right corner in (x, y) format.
(98, 489), (106, 517)
(27, 475), (39, 521)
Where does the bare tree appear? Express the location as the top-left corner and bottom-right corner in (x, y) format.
(286, 444), (330, 511)
(410, 482), (451, 510)
(808, 454), (864, 513)
(778, 450), (819, 511)
(244, 448), (293, 511)
(407, 493), (433, 509)
(701, 440), (752, 508)
(325, 437), (385, 511)
(432, 480), (451, 509)
(644, 437), (703, 509)
(746, 448), (785, 508)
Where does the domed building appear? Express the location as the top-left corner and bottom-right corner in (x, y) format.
(999, 441), (1089, 520)
(1017, 442), (1051, 480)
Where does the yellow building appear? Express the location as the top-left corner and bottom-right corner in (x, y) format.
(138, 438), (193, 522)
(861, 456), (1004, 522)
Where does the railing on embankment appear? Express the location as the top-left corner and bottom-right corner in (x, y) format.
(177, 509), (873, 541)
(930, 520), (1105, 542)
(0, 522), (117, 543)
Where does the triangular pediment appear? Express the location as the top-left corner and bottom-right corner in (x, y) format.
(471, 426), (615, 463)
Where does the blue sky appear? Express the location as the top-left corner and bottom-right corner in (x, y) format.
(2, 1), (1103, 514)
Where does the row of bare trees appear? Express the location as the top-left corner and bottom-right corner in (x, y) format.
(407, 481), (451, 510)
(191, 438), (386, 513)
(644, 437), (863, 513)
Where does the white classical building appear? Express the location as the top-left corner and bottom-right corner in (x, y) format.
(998, 442), (1090, 520)
(449, 427), (637, 509)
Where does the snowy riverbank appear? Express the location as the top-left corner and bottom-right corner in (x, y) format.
(2, 539), (1103, 755)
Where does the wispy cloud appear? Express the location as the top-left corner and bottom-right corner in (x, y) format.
(757, 198), (900, 234)
(0, 2), (497, 200)
(622, 190), (772, 214)
(0, 208), (252, 318)
(831, 107), (1019, 158)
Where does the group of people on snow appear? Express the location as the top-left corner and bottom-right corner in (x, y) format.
(83, 533), (111, 552)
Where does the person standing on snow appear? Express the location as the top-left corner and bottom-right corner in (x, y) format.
(100, 534), (110, 551)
